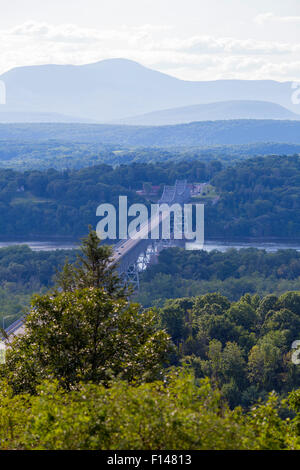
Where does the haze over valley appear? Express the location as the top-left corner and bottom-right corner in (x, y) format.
(0, 59), (299, 123)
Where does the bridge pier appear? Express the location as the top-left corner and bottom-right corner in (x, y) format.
(124, 263), (140, 291)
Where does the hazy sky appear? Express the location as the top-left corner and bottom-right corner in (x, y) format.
(0, 0), (300, 81)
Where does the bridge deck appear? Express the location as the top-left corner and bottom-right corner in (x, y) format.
(3, 180), (191, 339)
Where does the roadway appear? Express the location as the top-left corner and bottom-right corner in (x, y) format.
(4, 180), (189, 339)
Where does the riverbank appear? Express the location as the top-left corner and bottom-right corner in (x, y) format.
(0, 238), (300, 252)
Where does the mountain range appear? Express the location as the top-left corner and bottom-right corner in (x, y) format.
(0, 59), (299, 123)
(0, 112), (93, 123)
(116, 100), (300, 125)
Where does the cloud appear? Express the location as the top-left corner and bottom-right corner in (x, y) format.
(8, 21), (172, 45)
(4, 21), (300, 56)
(255, 12), (300, 25)
(0, 21), (299, 82)
(170, 35), (300, 55)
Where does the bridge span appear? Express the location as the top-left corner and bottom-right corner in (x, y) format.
(3, 181), (191, 338)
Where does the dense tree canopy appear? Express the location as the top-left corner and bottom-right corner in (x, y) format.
(138, 247), (300, 305)
(157, 291), (300, 407)
(207, 155), (300, 238)
(0, 154), (299, 239)
(1, 231), (300, 449)
(1, 370), (300, 450)
(0, 160), (218, 238)
(3, 231), (172, 393)
(0, 245), (77, 323)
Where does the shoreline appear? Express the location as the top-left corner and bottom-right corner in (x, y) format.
(0, 237), (300, 253)
(0, 237), (299, 244)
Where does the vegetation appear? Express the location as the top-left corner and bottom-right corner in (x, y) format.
(0, 160), (220, 238)
(0, 153), (300, 240)
(1, 120), (300, 147)
(207, 155), (300, 238)
(0, 145), (300, 449)
(1, 370), (300, 450)
(0, 245), (76, 324)
(1, 231), (300, 449)
(157, 291), (300, 408)
(3, 230), (172, 393)
(138, 247), (300, 305)
(0, 153), (299, 241)
(0, 153), (299, 240)
(0, 141), (117, 171)
(1, 140), (300, 171)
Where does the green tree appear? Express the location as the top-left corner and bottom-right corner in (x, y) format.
(3, 230), (172, 393)
(0, 371), (299, 450)
(248, 334), (283, 391)
(55, 227), (125, 297)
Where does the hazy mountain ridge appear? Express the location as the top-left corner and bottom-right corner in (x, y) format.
(1, 120), (300, 147)
(0, 59), (298, 122)
(0, 111), (95, 123)
(116, 100), (300, 125)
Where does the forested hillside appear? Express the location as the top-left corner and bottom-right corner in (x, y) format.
(0, 155), (298, 239)
(138, 247), (300, 305)
(0, 245), (76, 323)
(157, 291), (300, 408)
(1, 120), (300, 146)
(2, 140), (300, 171)
(1, 232), (300, 450)
(206, 155), (300, 238)
(0, 160), (219, 238)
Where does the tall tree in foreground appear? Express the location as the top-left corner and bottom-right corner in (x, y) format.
(3, 229), (172, 393)
(56, 227), (125, 296)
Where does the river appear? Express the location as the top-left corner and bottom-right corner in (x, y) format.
(201, 240), (300, 253)
(0, 240), (79, 251)
(0, 239), (300, 252)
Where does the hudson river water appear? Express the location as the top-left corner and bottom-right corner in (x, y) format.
(0, 239), (300, 252)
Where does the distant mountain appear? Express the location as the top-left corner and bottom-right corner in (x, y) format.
(1, 120), (300, 147)
(0, 111), (94, 123)
(0, 59), (298, 121)
(117, 100), (300, 125)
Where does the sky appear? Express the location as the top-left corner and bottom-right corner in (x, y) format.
(0, 0), (300, 81)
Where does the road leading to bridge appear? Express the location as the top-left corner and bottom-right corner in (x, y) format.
(4, 180), (191, 339)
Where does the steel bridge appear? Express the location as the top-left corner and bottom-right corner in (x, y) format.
(111, 179), (190, 287)
(3, 180), (190, 338)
